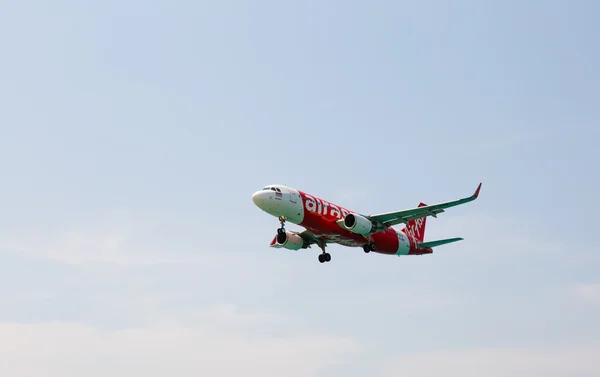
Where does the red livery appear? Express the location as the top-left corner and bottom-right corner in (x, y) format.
(252, 183), (481, 264)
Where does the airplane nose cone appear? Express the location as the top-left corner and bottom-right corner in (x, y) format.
(252, 191), (260, 205)
(252, 189), (277, 215)
(252, 191), (266, 208)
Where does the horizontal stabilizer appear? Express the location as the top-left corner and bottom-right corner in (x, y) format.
(418, 237), (463, 248)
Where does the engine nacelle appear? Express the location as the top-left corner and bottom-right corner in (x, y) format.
(343, 213), (373, 235)
(275, 231), (304, 250)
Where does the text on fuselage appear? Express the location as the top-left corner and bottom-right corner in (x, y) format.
(303, 194), (349, 219)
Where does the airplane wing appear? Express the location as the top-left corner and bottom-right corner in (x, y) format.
(297, 230), (320, 246)
(367, 183), (482, 229)
(298, 230), (329, 252)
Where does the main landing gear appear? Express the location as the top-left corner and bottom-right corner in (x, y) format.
(318, 252), (331, 263)
(316, 238), (331, 263)
(363, 242), (376, 253)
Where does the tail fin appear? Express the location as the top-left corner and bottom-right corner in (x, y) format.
(402, 202), (427, 242)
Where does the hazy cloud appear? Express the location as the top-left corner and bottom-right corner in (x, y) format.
(0, 320), (361, 377)
(572, 283), (600, 305)
(382, 346), (600, 377)
(0, 212), (234, 266)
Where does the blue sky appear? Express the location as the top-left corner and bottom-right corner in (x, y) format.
(1, 0), (599, 376)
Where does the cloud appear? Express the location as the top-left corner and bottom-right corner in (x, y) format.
(0, 248), (362, 377)
(0, 295), (360, 377)
(0, 209), (237, 266)
(0, 320), (361, 377)
(188, 303), (285, 326)
(571, 283), (600, 305)
(381, 346), (600, 377)
(0, 227), (216, 266)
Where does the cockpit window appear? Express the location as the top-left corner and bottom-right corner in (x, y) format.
(262, 186), (282, 192)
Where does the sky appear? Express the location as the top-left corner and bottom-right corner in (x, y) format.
(1, 0), (599, 376)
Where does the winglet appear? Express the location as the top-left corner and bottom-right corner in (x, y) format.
(473, 182), (482, 198)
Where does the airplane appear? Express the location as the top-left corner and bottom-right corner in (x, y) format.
(251, 183), (482, 263)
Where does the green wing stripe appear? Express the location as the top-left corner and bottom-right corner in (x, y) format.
(418, 237), (463, 248)
(368, 183), (482, 227)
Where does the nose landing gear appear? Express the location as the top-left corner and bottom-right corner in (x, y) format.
(277, 216), (286, 234)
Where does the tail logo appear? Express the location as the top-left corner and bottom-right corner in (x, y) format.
(405, 217), (425, 239)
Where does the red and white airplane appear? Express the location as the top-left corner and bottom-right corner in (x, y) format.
(252, 183), (482, 263)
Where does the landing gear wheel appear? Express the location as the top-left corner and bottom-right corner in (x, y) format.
(363, 243), (376, 253)
(277, 216), (286, 234)
(318, 253), (331, 263)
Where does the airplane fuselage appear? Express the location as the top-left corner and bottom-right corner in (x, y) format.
(252, 184), (433, 256)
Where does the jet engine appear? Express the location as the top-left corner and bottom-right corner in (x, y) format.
(343, 213), (373, 235)
(275, 231), (304, 250)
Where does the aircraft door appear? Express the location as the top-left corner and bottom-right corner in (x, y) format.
(290, 190), (298, 203)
